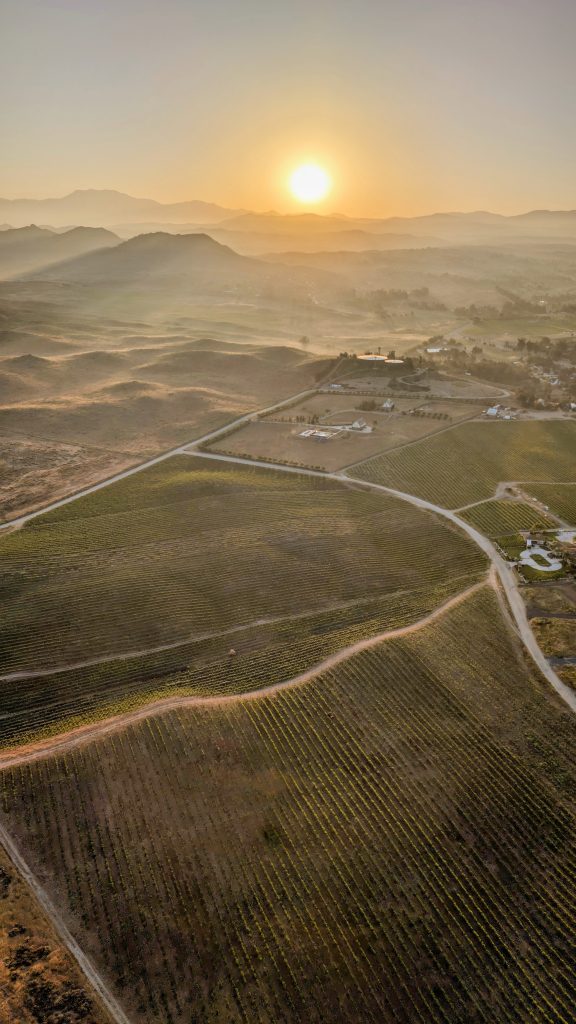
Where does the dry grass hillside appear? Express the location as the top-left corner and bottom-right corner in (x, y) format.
(0, 288), (329, 519)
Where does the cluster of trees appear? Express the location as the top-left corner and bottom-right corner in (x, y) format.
(454, 296), (544, 321)
(438, 343), (529, 384)
(360, 287), (446, 316)
(401, 409), (450, 420)
(454, 303), (500, 320)
(516, 336), (576, 365)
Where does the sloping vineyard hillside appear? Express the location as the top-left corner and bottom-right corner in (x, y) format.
(2, 588), (575, 1024)
(0, 457), (486, 744)
(351, 420), (576, 508)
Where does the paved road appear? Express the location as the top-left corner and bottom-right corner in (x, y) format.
(339, 474), (576, 714)
(0, 819), (132, 1024)
(0, 580), (486, 771)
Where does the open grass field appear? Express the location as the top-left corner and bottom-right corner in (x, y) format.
(524, 484), (576, 526)
(465, 313), (576, 340)
(350, 420), (576, 508)
(524, 584), (576, 618)
(459, 499), (557, 537)
(0, 457), (486, 743)
(559, 666), (576, 691)
(208, 400), (477, 471)
(2, 588), (576, 1024)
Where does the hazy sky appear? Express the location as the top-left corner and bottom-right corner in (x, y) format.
(2, 0), (575, 216)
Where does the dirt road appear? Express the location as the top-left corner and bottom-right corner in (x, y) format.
(0, 820), (132, 1024)
(0, 580), (486, 771)
(0, 388), (317, 532)
(1, 389), (574, 1024)
(185, 449), (576, 714)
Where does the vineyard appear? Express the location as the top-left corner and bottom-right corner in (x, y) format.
(349, 420), (576, 508)
(524, 484), (576, 526)
(0, 842), (112, 1024)
(459, 499), (556, 537)
(2, 588), (576, 1023)
(0, 456), (486, 743)
(0, 582), (477, 750)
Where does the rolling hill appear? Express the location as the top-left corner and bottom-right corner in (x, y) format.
(0, 224), (119, 278)
(21, 231), (339, 301)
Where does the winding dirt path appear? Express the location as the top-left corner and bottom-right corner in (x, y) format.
(0, 580), (487, 771)
(0, 593), (404, 682)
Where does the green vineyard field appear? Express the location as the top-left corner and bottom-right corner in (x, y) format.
(0, 581), (471, 749)
(2, 589), (575, 1024)
(459, 499), (556, 537)
(0, 457), (486, 735)
(350, 420), (576, 508)
(524, 484), (576, 527)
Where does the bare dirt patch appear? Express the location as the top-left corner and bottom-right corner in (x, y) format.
(210, 399), (477, 470)
(0, 844), (111, 1024)
(530, 617), (576, 658)
(0, 435), (137, 522)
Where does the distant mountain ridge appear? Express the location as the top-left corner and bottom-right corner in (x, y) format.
(21, 231), (337, 301)
(0, 189), (244, 229)
(0, 224), (119, 278)
(1, 190), (576, 243)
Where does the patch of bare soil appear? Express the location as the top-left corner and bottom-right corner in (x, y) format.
(0, 436), (137, 522)
(0, 845), (111, 1024)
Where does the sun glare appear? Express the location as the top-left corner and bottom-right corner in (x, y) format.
(289, 163), (331, 204)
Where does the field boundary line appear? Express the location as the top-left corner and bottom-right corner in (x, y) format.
(0, 581), (487, 770)
(0, 820), (132, 1024)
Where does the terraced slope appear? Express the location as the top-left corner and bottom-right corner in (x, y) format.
(2, 589), (575, 1024)
(351, 420), (576, 508)
(0, 457), (486, 744)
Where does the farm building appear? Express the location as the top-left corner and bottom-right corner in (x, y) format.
(381, 399), (395, 411)
(358, 353), (405, 366)
(328, 417), (373, 434)
(298, 428), (337, 442)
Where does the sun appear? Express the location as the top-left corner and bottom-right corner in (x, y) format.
(289, 163), (331, 204)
